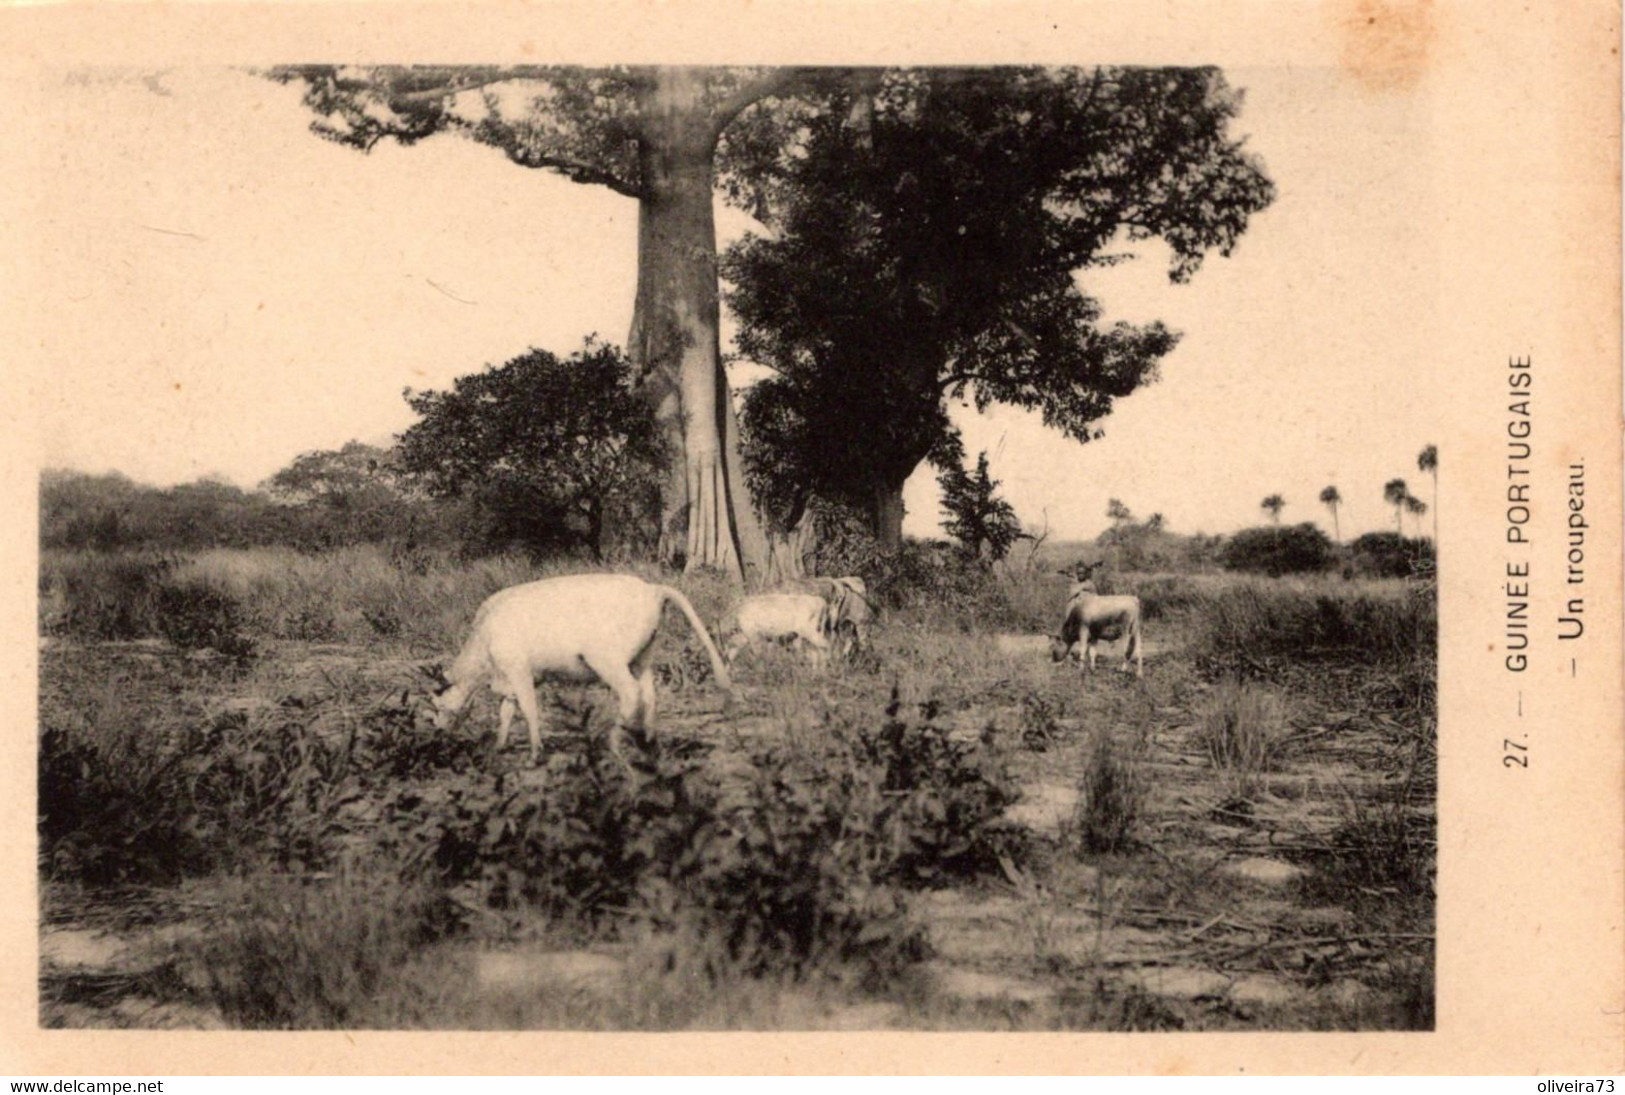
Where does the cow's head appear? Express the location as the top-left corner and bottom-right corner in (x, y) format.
(417, 662), (466, 729)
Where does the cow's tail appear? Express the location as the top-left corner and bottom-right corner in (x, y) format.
(657, 586), (734, 696)
(1125, 602), (1143, 669)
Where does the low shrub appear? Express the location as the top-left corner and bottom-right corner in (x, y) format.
(40, 659), (374, 886)
(377, 693), (1019, 979)
(39, 683), (211, 885)
(1348, 532), (1435, 579)
(1220, 524), (1334, 577)
(152, 578), (257, 661)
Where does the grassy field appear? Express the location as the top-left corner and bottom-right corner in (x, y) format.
(38, 546), (1436, 1030)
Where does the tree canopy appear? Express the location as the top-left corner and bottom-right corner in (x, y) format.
(273, 65), (1274, 568)
(395, 340), (664, 558)
(272, 64), (854, 579)
(723, 67), (1275, 545)
(938, 451), (1024, 563)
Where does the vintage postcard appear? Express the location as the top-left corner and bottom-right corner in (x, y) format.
(1, 0), (1619, 1077)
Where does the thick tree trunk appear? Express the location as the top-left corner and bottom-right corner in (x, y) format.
(873, 481), (907, 552)
(627, 67), (767, 583)
(762, 509), (817, 584)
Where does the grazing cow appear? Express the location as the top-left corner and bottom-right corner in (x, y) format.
(789, 575), (876, 656)
(428, 574), (732, 764)
(1049, 566), (1143, 678)
(723, 592), (837, 668)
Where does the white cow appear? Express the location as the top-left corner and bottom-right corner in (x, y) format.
(429, 573), (732, 763)
(1049, 575), (1144, 678)
(723, 592), (836, 668)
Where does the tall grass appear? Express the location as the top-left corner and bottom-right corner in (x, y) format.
(1195, 680), (1285, 800)
(1191, 576), (1435, 669)
(39, 552), (174, 640)
(41, 546), (754, 657)
(1071, 730), (1146, 855)
(197, 868), (459, 1028)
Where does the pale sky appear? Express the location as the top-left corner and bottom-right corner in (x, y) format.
(25, 65), (1439, 541)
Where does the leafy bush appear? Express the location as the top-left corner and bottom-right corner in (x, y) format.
(850, 700), (1025, 883)
(1348, 532), (1435, 579)
(152, 578), (258, 661)
(1220, 523), (1334, 576)
(377, 694), (1019, 978)
(181, 705), (366, 871)
(39, 695), (210, 885)
(40, 660), (373, 886)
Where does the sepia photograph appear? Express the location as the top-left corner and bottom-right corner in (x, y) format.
(5, 0), (1619, 1076)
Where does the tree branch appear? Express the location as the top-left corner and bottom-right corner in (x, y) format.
(706, 66), (823, 144)
(488, 134), (645, 199)
(384, 68), (539, 106)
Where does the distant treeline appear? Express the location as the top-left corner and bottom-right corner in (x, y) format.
(42, 466), (1436, 583)
(39, 466), (466, 555)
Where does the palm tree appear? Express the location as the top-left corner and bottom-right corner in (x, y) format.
(1404, 494), (1428, 538)
(1417, 444), (1438, 542)
(1319, 485), (1343, 543)
(1261, 494), (1286, 524)
(1384, 478), (1409, 537)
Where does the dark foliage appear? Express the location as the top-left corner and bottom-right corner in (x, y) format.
(937, 452), (1025, 564)
(396, 340), (665, 559)
(377, 693), (1019, 976)
(725, 66), (1274, 536)
(152, 579), (258, 662)
(1348, 532), (1436, 579)
(1219, 523), (1334, 577)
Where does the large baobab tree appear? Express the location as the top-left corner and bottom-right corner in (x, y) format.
(1417, 444), (1438, 542)
(1318, 485), (1343, 543)
(272, 65), (850, 582)
(1384, 478), (1409, 537)
(1261, 494), (1286, 524)
(272, 66), (1274, 575)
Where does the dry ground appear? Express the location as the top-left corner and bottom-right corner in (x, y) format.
(39, 578), (1435, 1030)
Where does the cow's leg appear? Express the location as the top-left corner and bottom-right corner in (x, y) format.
(804, 634), (829, 670)
(495, 695), (517, 750)
(631, 646), (658, 729)
(489, 655), (545, 764)
(512, 683), (545, 765)
(584, 655), (643, 761)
